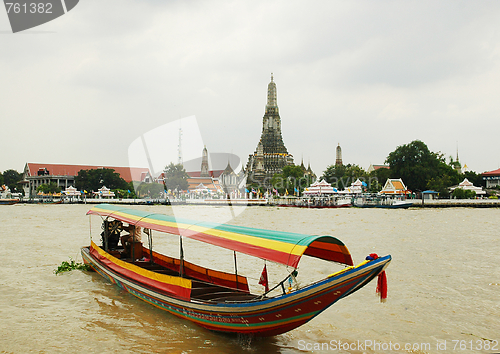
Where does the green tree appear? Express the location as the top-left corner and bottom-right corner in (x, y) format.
(75, 168), (129, 192)
(135, 182), (165, 198)
(271, 165), (311, 195)
(368, 167), (392, 192)
(113, 186), (136, 199)
(385, 140), (442, 192)
(427, 175), (453, 198)
(452, 188), (476, 199)
(0, 172), (4, 186)
(2, 169), (23, 193)
(424, 156), (461, 197)
(463, 171), (483, 187)
(37, 182), (61, 194)
(385, 140), (464, 195)
(321, 164), (368, 190)
(163, 163), (189, 192)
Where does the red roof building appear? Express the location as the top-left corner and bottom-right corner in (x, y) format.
(482, 168), (500, 188)
(22, 163), (151, 198)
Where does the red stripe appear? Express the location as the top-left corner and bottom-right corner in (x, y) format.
(90, 246), (191, 299)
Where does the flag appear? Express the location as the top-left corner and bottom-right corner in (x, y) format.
(251, 188), (256, 194)
(245, 188), (249, 193)
(258, 264), (269, 292)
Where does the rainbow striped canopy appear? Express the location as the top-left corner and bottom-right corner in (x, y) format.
(87, 204), (353, 268)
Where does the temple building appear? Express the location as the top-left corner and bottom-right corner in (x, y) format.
(300, 159), (317, 182)
(219, 161), (246, 198)
(200, 146), (210, 177)
(246, 74), (294, 187)
(335, 143), (343, 166)
(450, 178), (486, 196)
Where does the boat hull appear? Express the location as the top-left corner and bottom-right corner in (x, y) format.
(0, 199), (19, 205)
(277, 204), (352, 209)
(81, 246), (390, 336)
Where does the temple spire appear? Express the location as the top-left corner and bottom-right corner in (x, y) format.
(266, 73), (278, 111)
(246, 74), (293, 188)
(336, 143), (343, 166)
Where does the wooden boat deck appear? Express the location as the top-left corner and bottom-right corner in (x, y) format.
(128, 258), (260, 303)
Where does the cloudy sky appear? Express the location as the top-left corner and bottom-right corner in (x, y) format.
(1, 0), (500, 177)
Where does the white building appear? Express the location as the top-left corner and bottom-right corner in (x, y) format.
(450, 178), (486, 196)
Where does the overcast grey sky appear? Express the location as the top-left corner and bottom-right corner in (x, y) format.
(1, 0), (500, 176)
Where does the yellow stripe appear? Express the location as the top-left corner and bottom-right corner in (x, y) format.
(91, 241), (191, 289)
(93, 208), (307, 257)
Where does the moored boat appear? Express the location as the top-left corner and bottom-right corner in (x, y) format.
(0, 199), (19, 205)
(277, 196), (352, 208)
(353, 194), (413, 209)
(0, 184), (20, 205)
(81, 203), (391, 336)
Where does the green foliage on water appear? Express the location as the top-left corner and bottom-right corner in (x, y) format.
(54, 258), (91, 275)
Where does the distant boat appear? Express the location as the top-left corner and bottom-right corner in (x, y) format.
(0, 185), (19, 205)
(277, 197), (352, 208)
(0, 199), (19, 205)
(82, 203), (391, 337)
(38, 200), (63, 205)
(353, 194), (413, 209)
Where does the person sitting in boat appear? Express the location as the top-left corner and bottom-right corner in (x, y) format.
(120, 224), (142, 247)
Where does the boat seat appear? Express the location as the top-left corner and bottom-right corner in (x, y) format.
(127, 241), (143, 260)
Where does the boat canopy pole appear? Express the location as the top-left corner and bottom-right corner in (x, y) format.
(147, 229), (153, 264)
(179, 235), (184, 277)
(89, 215), (92, 243)
(234, 251), (238, 290)
(103, 217), (109, 251)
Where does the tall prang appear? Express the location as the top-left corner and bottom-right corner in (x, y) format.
(200, 146), (209, 177)
(246, 74), (294, 188)
(335, 143), (343, 166)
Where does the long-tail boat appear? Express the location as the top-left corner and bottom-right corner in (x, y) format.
(81, 203), (391, 337)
